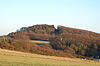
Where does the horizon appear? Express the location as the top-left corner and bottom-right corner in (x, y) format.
(1, 24), (100, 36)
(0, 0), (100, 36)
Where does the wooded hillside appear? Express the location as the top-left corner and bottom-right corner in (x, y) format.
(0, 24), (100, 59)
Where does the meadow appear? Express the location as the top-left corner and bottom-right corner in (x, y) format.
(0, 49), (100, 66)
(31, 40), (50, 44)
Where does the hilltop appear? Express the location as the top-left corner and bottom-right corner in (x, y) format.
(0, 24), (100, 59)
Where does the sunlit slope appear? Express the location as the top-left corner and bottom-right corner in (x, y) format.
(0, 49), (100, 66)
(31, 40), (50, 44)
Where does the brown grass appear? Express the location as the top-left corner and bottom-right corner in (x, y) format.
(0, 48), (100, 65)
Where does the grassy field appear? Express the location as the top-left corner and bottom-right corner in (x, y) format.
(0, 49), (100, 66)
(31, 40), (50, 44)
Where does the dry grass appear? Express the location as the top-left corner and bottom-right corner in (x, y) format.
(0, 48), (100, 66)
(31, 40), (50, 44)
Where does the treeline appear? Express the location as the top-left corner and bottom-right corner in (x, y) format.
(50, 34), (100, 59)
(1, 24), (100, 59)
(0, 36), (73, 57)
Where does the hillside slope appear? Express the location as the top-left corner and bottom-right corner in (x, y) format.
(0, 24), (100, 59)
(0, 48), (100, 66)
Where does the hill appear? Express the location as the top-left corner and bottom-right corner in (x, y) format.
(0, 24), (100, 59)
(0, 48), (100, 66)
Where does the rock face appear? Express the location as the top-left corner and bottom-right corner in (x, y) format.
(28, 24), (55, 34)
(8, 24), (100, 39)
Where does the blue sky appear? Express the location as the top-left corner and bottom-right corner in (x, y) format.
(0, 0), (100, 35)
